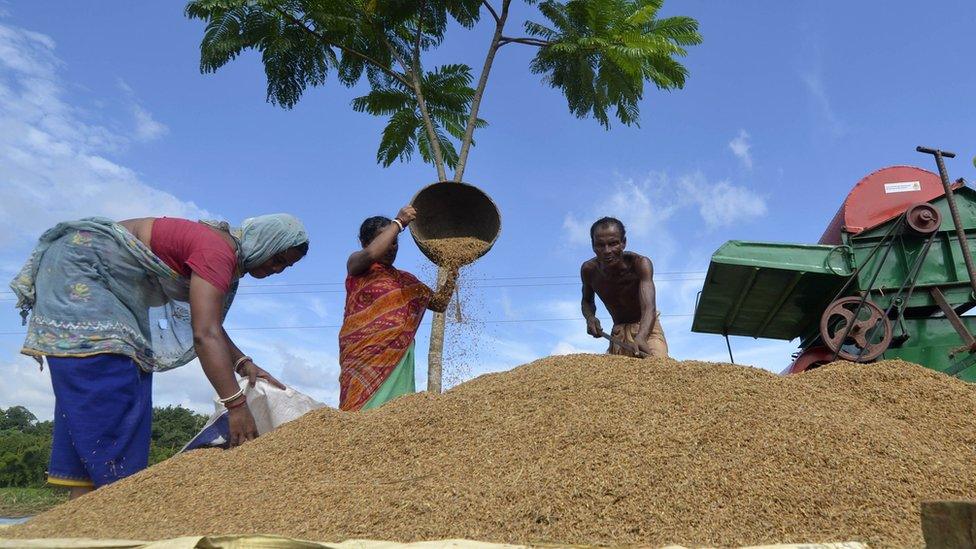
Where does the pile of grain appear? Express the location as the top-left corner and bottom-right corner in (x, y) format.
(416, 236), (491, 268)
(9, 356), (976, 547)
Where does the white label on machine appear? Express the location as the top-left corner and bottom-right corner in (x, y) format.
(884, 181), (921, 193)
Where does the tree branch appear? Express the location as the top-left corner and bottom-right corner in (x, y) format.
(413, 1), (424, 76)
(379, 16), (448, 180)
(481, 0), (500, 24)
(453, 0), (511, 182)
(271, 6), (410, 87)
(498, 36), (550, 47)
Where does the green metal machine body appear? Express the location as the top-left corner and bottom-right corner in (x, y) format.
(693, 163), (976, 379)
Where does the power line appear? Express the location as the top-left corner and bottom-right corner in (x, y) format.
(227, 278), (705, 296)
(0, 314), (696, 336)
(0, 270), (708, 295)
(0, 277), (706, 301)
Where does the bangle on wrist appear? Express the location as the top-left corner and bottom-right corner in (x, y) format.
(225, 396), (247, 410)
(234, 355), (252, 374)
(392, 218), (404, 232)
(218, 387), (246, 405)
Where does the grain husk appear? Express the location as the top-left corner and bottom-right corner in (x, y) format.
(416, 237), (491, 268)
(8, 356), (976, 548)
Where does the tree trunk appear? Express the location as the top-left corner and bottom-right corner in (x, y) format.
(426, 1), (509, 393)
(453, 0), (510, 182)
(414, 89), (448, 181)
(426, 266), (448, 393)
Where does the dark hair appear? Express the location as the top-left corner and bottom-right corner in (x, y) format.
(291, 241), (309, 258)
(359, 216), (392, 246)
(590, 217), (626, 241)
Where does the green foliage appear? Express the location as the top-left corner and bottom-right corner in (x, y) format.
(0, 406), (37, 432)
(151, 405), (209, 448)
(0, 405), (208, 488)
(185, 0), (701, 171)
(185, 0), (485, 170)
(0, 429), (49, 488)
(352, 64), (486, 169)
(526, 0), (701, 128)
(0, 487), (68, 517)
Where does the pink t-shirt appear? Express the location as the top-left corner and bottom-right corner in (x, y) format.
(149, 218), (237, 293)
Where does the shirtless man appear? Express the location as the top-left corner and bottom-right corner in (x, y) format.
(580, 217), (668, 359)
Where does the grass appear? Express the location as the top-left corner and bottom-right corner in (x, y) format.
(0, 487), (68, 517)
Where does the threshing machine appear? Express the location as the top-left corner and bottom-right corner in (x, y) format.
(692, 147), (976, 380)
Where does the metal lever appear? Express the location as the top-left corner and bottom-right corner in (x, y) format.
(598, 330), (648, 358)
(917, 145), (976, 300)
(916, 146), (956, 159)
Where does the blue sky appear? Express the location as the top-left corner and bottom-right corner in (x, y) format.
(1, 1), (974, 419)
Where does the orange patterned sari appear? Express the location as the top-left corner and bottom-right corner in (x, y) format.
(339, 263), (431, 411)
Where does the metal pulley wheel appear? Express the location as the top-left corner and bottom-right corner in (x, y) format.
(819, 297), (892, 362)
(905, 203), (941, 235)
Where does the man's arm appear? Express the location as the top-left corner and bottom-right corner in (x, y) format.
(581, 263), (602, 338)
(634, 256), (658, 357)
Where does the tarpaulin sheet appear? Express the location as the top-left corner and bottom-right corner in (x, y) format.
(0, 534), (868, 549)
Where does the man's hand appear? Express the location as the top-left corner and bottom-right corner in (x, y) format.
(396, 205), (417, 227)
(636, 339), (654, 359)
(586, 317), (603, 338)
(227, 406), (258, 447)
(239, 361), (286, 389)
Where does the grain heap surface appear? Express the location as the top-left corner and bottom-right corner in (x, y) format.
(9, 356), (976, 547)
(417, 236), (490, 268)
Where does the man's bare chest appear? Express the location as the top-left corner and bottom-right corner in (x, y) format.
(591, 275), (640, 302)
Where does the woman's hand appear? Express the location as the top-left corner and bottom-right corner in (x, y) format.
(395, 205), (417, 227)
(428, 267), (460, 313)
(227, 405), (258, 447)
(238, 360), (286, 389)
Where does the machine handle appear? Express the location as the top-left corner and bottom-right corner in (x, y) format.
(917, 146), (956, 158)
(598, 330), (648, 358)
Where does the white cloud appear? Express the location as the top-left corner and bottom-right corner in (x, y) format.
(0, 22), (212, 419)
(0, 23), (208, 248)
(118, 77), (169, 142)
(152, 359), (221, 415)
(306, 297), (329, 321)
(679, 172), (767, 230)
(229, 295), (303, 327)
(562, 214), (591, 246)
(132, 104), (168, 141)
(728, 129), (752, 169)
(800, 69), (846, 137)
(563, 170), (766, 252)
(116, 77), (133, 95)
(1, 356), (55, 420)
(499, 289), (516, 320)
(562, 172), (682, 261)
(272, 344), (340, 405)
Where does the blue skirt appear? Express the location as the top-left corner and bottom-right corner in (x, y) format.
(47, 354), (153, 488)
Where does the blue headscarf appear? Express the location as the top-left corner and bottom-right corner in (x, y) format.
(235, 213), (309, 271)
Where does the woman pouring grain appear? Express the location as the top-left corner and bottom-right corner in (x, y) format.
(338, 204), (457, 411)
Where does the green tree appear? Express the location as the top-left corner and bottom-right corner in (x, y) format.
(186, 0), (701, 391)
(151, 405), (208, 448)
(0, 405), (208, 488)
(0, 406), (38, 432)
(150, 405), (208, 464)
